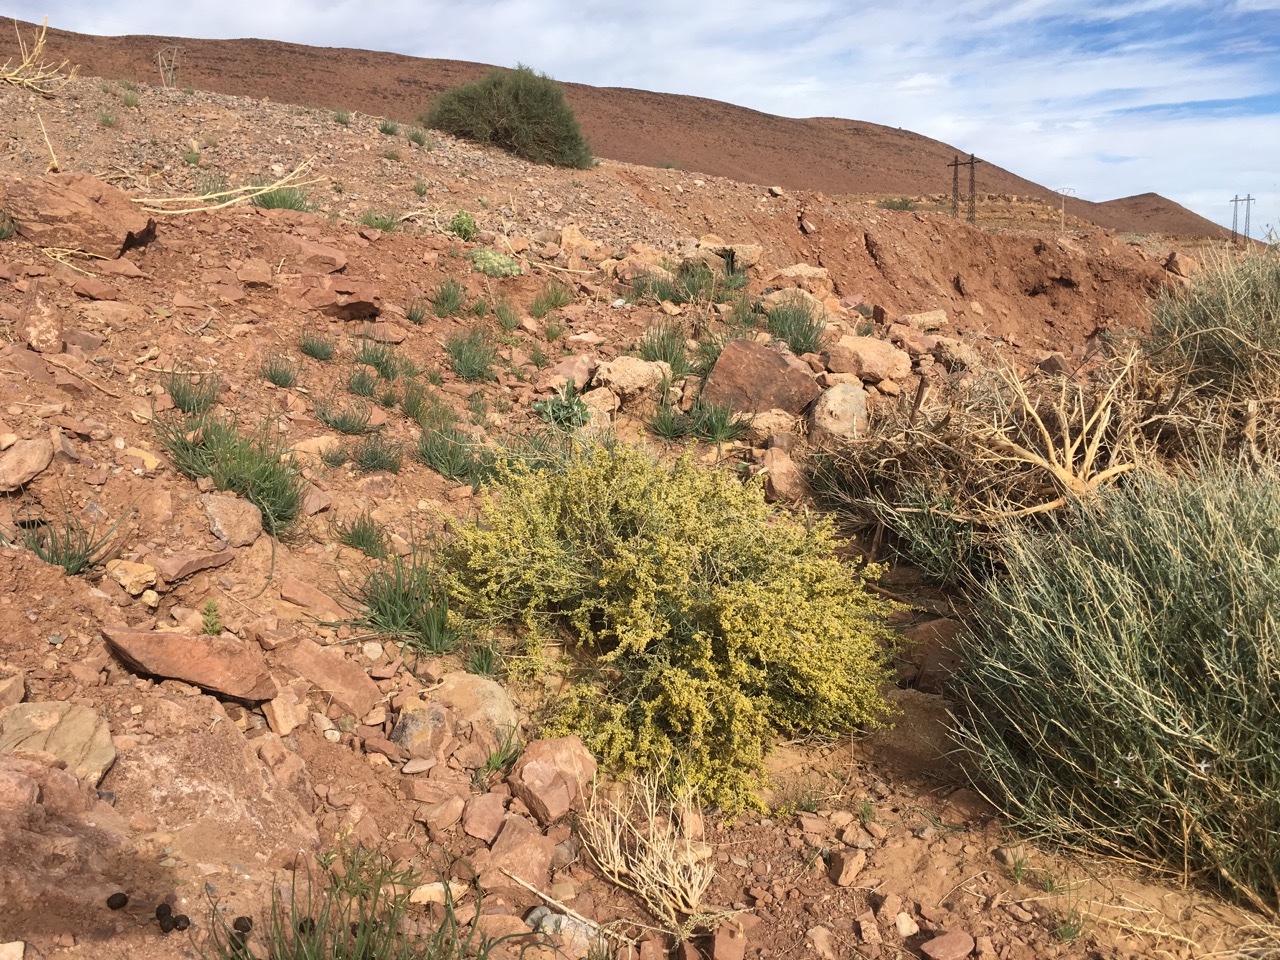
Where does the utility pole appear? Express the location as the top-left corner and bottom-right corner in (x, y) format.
(1056, 187), (1076, 234)
(949, 155), (960, 218)
(947, 154), (982, 223)
(1230, 194), (1254, 245)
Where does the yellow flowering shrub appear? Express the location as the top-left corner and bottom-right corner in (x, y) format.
(443, 443), (900, 811)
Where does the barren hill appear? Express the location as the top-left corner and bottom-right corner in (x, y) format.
(21, 19), (1232, 239)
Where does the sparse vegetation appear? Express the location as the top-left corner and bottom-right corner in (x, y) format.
(358, 208), (399, 231)
(531, 280), (574, 319)
(335, 511), (388, 559)
(250, 179), (313, 212)
(120, 89), (139, 108)
(352, 339), (401, 380)
(878, 197), (916, 211)
(765, 294), (827, 355)
(647, 397), (751, 443)
(633, 259), (747, 306)
(21, 507), (123, 577)
(405, 299), (428, 325)
(495, 299), (519, 332)
(350, 434), (403, 474)
(447, 211), (478, 241)
(99, 112), (115, 127)
(166, 371), (220, 415)
(424, 64), (593, 169)
(355, 553), (459, 655)
(406, 127), (429, 147)
(638, 320), (692, 376)
(333, 109), (351, 125)
(444, 328), (496, 382)
(314, 396), (374, 435)
(0, 212), (15, 240)
(413, 177), (428, 197)
(260, 353), (298, 388)
(201, 600), (223, 636)
(532, 381), (591, 430)
(469, 248), (521, 278)
(430, 277), (467, 318)
(377, 118), (399, 136)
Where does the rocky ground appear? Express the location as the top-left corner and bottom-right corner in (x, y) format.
(0, 72), (1263, 960)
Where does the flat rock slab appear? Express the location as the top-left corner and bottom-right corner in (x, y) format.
(153, 547), (237, 585)
(278, 575), (350, 622)
(0, 437), (53, 493)
(703, 339), (821, 415)
(0, 172), (156, 258)
(281, 638), (380, 719)
(0, 701), (116, 785)
(102, 626), (278, 701)
(921, 931), (976, 960)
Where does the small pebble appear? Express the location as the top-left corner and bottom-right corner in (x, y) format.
(106, 892), (129, 910)
(233, 916), (253, 933)
(156, 903), (172, 920)
(174, 915), (190, 931)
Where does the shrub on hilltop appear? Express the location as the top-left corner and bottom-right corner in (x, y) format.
(442, 442), (900, 812)
(423, 64), (593, 169)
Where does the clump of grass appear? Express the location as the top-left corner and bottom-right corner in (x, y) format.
(155, 413), (305, 535)
(314, 396), (374, 435)
(347, 367), (378, 398)
(406, 127), (429, 147)
(21, 508), (124, 576)
(352, 339), (401, 380)
(333, 109), (351, 125)
(382, 149), (400, 162)
(878, 197), (916, 211)
(320, 443), (349, 468)
(495, 300), (519, 332)
(336, 511), (388, 559)
(375, 384), (400, 409)
(181, 148), (201, 166)
(0, 212), (16, 240)
(405, 300), (428, 325)
(633, 259), (747, 306)
(120, 90), (139, 108)
(358, 208), (399, 232)
(530, 280), (574, 318)
(465, 640), (499, 676)
(448, 211), (478, 241)
(431, 277), (467, 318)
(99, 112), (116, 127)
(638, 320), (692, 376)
(167, 370), (220, 415)
(355, 553), (458, 654)
(413, 177), (428, 197)
(445, 328), (497, 382)
(300, 329), (335, 361)
(351, 434), (403, 474)
(250, 179), (313, 211)
(466, 391), (490, 426)
(260, 354), (299, 388)
(648, 397), (750, 443)
(377, 118), (400, 135)
(765, 294), (827, 355)
(415, 426), (495, 486)
(544, 318), (566, 342)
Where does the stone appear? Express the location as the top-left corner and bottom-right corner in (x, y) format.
(483, 814), (556, 889)
(104, 559), (157, 596)
(0, 673), (23, 711)
(278, 576), (350, 622)
(0, 438), (54, 493)
(390, 696), (454, 761)
(933, 337), (981, 372)
(895, 913), (920, 937)
(545, 354), (598, 390)
(0, 702), (115, 785)
(409, 880), (469, 905)
(288, 238), (348, 273)
(281, 639), (381, 719)
(237, 259), (274, 287)
(0, 172), (156, 258)
(593, 356), (671, 402)
(827, 336), (911, 383)
(72, 276), (118, 301)
(902, 309), (949, 332)
(462, 792), (508, 844)
(808, 383), (869, 446)
(153, 547), (237, 585)
(1165, 250), (1199, 278)
(429, 673), (520, 743)
(712, 918), (749, 960)
(0, 942), (25, 960)
(759, 447), (807, 502)
(747, 408), (798, 442)
(263, 682), (310, 737)
(526, 906), (601, 957)
(17, 280), (63, 354)
(302, 276), (382, 319)
(703, 339), (821, 415)
(201, 493), (262, 547)
(921, 931), (976, 960)
(828, 848), (866, 886)
(507, 736), (597, 826)
(806, 927), (838, 960)
(102, 626), (278, 701)
(698, 238), (763, 270)
(1036, 351), (1072, 376)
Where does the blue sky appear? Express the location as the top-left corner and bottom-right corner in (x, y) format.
(14, 1), (1280, 238)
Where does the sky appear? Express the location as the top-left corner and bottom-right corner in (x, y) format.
(14, 1), (1280, 238)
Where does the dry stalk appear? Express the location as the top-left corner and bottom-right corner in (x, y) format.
(131, 158), (322, 214)
(2, 19), (77, 95)
(577, 772), (728, 939)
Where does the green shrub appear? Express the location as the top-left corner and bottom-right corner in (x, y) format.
(951, 463), (1280, 917)
(21, 508), (122, 576)
(634, 260), (746, 306)
(530, 280), (574, 319)
(431, 277), (467, 318)
(416, 426), (492, 485)
(532, 381), (591, 430)
(333, 109), (351, 125)
(351, 339), (401, 380)
(406, 127), (429, 147)
(765, 294), (827, 355)
(495, 300), (519, 332)
(470, 249), (522, 278)
(878, 197), (916, 211)
(300, 328), (336, 361)
(647, 398), (750, 444)
(448, 211), (478, 241)
(443, 444), (898, 811)
(405, 299), (428, 325)
(424, 65), (593, 169)
(315, 396), (374, 435)
(155, 413), (305, 535)
(351, 434), (403, 474)
(638, 320), (692, 376)
(445, 328), (496, 382)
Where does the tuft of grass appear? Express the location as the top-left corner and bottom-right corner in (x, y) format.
(647, 401), (691, 441)
(336, 511), (388, 559)
(765, 294), (827, 355)
(320, 443), (349, 468)
(0, 212), (16, 240)
(413, 177), (428, 197)
(181, 148), (201, 166)
(347, 366), (378, 398)
(21, 508), (123, 576)
(544, 318), (566, 342)
(358, 208), (399, 232)
(415, 426), (495, 487)
(378, 118), (400, 135)
(250, 180), (313, 212)
(495, 300), (519, 332)
(167, 370), (220, 415)
(467, 391), (490, 426)
(260, 354), (299, 388)
(633, 259), (747, 306)
(445, 328), (497, 382)
(405, 299), (428, 325)
(638, 320), (692, 376)
(530, 280), (574, 318)
(878, 197), (916, 211)
(350, 434), (403, 474)
(355, 553), (459, 654)
(333, 109), (351, 125)
(120, 90), (139, 108)
(430, 277), (467, 318)
(472, 727), (522, 785)
(99, 112), (116, 128)
(352, 339), (401, 380)
(300, 328), (336, 361)
(314, 396), (374, 435)
(155, 413), (306, 535)
(201, 600), (223, 636)
(406, 127), (429, 147)
(382, 149), (400, 162)
(648, 397), (750, 443)
(448, 211), (478, 241)
(465, 640), (499, 677)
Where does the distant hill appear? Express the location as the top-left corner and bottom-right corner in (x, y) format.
(19, 20), (1233, 239)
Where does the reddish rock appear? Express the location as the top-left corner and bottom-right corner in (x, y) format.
(287, 238), (348, 273)
(703, 339), (821, 415)
(545, 354), (599, 390)
(0, 438), (54, 493)
(153, 547), (237, 585)
(828, 848), (866, 886)
(921, 931), (976, 960)
(760, 447), (807, 502)
(237, 259), (274, 287)
(201, 493), (262, 547)
(102, 626), (278, 701)
(0, 172), (156, 258)
(390, 697), (454, 761)
(827, 336), (911, 383)
(1164, 250), (1199, 278)
(0, 702), (116, 785)
(713, 918), (749, 960)
(507, 736), (597, 826)
(279, 575), (350, 622)
(18, 280), (63, 353)
(302, 276), (382, 319)
(280, 639), (380, 719)
(71, 276), (118, 301)
(463, 793), (507, 843)
(483, 814), (555, 889)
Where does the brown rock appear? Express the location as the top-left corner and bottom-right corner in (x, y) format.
(104, 560), (157, 596)
(0, 438), (54, 492)
(201, 493), (262, 547)
(102, 626), (278, 701)
(713, 919), (749, 960)
(263, 682), (310, 737)
(1164, 250), (1199, 278)
(302, 276), (382, 319)
(429, 673), (520, 744)
(806, 927), (838, 960)
(760, 447), (807, 502)
(71, 276), (118, 301)
(0, 702), (115, 785)
(462, 793), (507, 843)
(507, 736), (597, 825)
(278, 575), (350, 622)
(237, 259), (274, 287)
(933, 337), (981, 372)
(484, 814), (555, 889)
(280, 639), (381, 719)
(594, 356), (670, 402)
(828, 848), (866, 886)
(287, 238), (348, 273)
(0, 673), (24, 711)
(703, 339), (821, 415)
(827, 336), (911, 383)
(390, 696), (454, 761)
(808, 383), (869, 447)
(153, 547), (237, 585)
(901, 309), (949, 331)
(545, 354), (599, 390)
(921, 931), (976, 960)
(0, 172), (156, 258)
(18, 280), (63, 354)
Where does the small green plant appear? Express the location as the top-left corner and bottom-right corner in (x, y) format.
(314, 396), (374, 435)
(647, 397), (749, 443)
(400, 381), (439, 426)
(335, 512), (388, 559)
(120, 90), (139, 108)
(375, 384), (400, 409)
(1054, 908), (1087, 943)
(878, 197), (916, 211)
(413, 177), (428, 197)
(382, 149), (401, 162)
(405, 299), (428, 325)
(120, 79), (137, 92)
(532, 381), (591, 430)
(260, 354), (298, 388)
(0, 212), (15, 240)
(765, 294), (827, 355)
(197, 172), (230, 198)
(633, 259), (747, 306)
(352, 339), (401, 380)
(448, 211), (478, 241)
(320, 443), (349, 468)
(181, 148), (201, 166)
(358, 208), (399, 232)
(424, 65), (592, 168)
(472, 727), (522, 785)
(351, 434), (403, 474)
(346, 367), (377, 398)
(430, 277), (467, 318)
(530, 280), (574, 318)
(250, 180), (313, 212)
(99, 112), (116, 127)
(333, 109), (351, 125)
(415, 427), (496, 487)
(377, 118), (400, 135)
(465, 640), (499, 676)
(201, 600), (223, 636)
(495, 300), (519, 332)
(355, 554), (459, 654)
(469, 248), (521, 277)
(21, 508), (123, 576)
(167, 370), (220, 415)
(467, 390), (490, 426)
(859, 799), (876, 826)
(638, 320), (691, 375)
(445, 328), (497, 382)
(406, 127), (428, 147)
(647, 401), (691, 442)
(544, 319), (566, 342)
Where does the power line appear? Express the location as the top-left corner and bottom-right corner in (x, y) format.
(947, 154), (983, 223)
(1230, 194), (1254, 245)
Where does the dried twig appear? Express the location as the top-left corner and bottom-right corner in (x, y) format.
(131, 158), (321, 214)
(2, 19), (78, 95)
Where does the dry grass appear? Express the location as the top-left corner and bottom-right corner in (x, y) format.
(2, 19), (77, 95)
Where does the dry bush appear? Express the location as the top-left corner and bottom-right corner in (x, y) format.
(2, 19), (77, 95)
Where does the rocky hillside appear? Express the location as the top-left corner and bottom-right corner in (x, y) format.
(0, 63), (1254, 960)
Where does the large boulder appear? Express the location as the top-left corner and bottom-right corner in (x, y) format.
(827, 336), (911, 383)
(0, 173), (155, 258)
(808, 384), (869, 446)
(703, 340), (821, 415)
